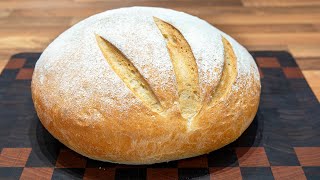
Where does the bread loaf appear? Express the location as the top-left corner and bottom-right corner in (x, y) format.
(31, 7), (261, 164)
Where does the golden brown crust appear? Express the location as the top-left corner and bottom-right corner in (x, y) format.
(154, 17), (201, 120)
(95, 35), (164, 114)
(31, 7), (261, 164)
(32, 73), (260, 164)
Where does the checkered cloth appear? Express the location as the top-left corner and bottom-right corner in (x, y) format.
(0, 52), (319, 179)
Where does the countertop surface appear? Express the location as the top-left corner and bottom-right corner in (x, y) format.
(0, 0), (319, 101)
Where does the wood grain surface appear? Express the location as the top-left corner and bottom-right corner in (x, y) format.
(0, 0), (319, 101)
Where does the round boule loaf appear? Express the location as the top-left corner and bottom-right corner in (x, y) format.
(31, 6), (261, 164)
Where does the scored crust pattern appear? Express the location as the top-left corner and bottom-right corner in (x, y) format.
(95, 17), (237, 122)
(95, 35), (164, 114)
(31, 7), (261, 164)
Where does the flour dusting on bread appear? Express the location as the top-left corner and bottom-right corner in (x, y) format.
(31, 7), (261, 164)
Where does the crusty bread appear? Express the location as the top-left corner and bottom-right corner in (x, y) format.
(31, 6), (261, 164)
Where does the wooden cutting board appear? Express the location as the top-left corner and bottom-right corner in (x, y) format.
(0, 52), (319, 180)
